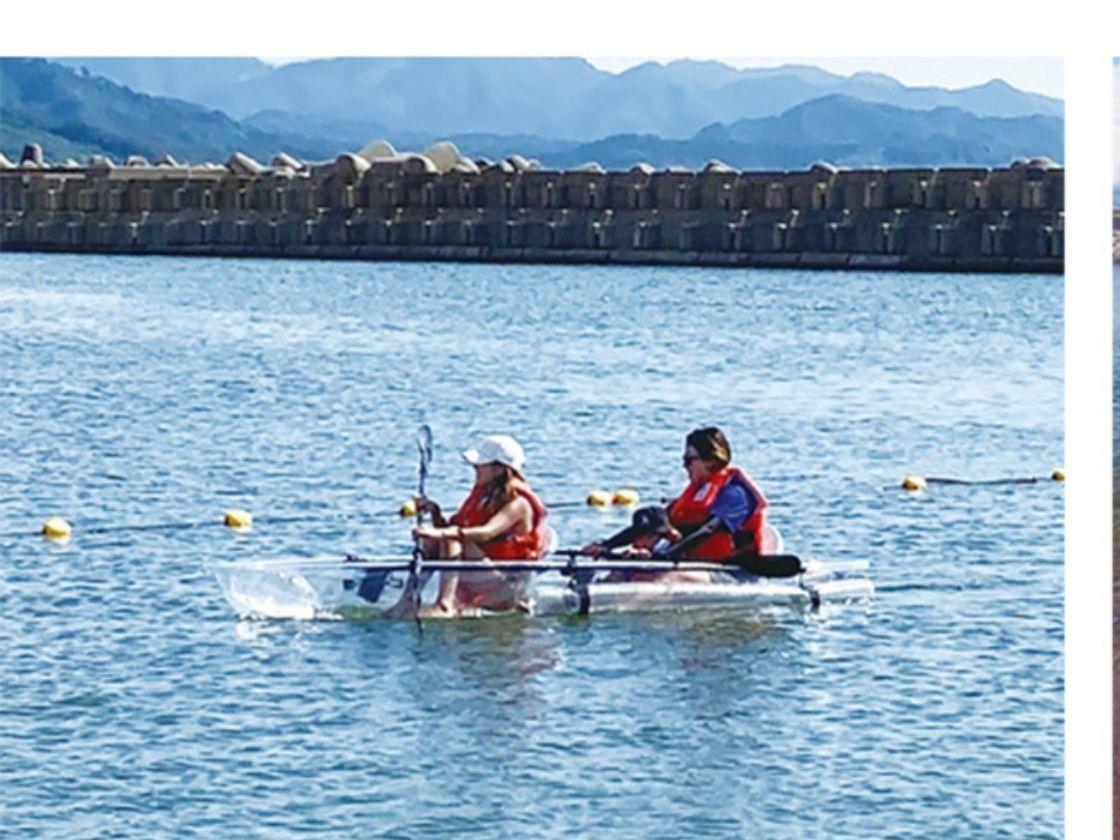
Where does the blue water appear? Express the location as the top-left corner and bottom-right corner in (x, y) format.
(0, 254), (1063, 838)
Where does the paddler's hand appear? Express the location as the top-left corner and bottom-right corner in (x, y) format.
(415, 497), (442, 518)
(620, 533), (658, 559)
(581, 542), (606, 558)
(413, 523), (446, 541)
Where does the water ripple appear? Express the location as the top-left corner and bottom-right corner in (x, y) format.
(0, 254), (1062, 837)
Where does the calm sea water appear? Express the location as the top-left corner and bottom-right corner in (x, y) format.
(0, 254), (1063, 838)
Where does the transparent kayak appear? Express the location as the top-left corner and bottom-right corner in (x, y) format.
(209, 556), (874, 621)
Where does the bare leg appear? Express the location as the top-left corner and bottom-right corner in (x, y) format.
(418, 535), (458, 560)
(442, 542), (532, 615)
(410, 539), (532, 618)
(423, 539), (484, 616)
(386, 536), (460, 617)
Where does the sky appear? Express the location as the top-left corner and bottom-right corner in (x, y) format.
(586, 57), (1063, 99)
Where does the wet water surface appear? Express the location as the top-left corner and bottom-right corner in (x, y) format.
(0, 254), (1062, 837)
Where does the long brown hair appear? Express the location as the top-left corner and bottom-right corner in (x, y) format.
(480, 464), (519, 512)
(686, 427), (731, 467)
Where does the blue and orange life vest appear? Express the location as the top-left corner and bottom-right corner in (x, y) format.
(451, 476), (550, 560)
(667, 465), (770, 560)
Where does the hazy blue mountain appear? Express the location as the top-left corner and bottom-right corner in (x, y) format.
(53, 56), (1062, 142)
(2, 59), (1062, 172)
(241, 109), (392, 151)
(58, 57), (272, 106)
(840, 76), (1061, 118)
(709, 95), (1063, 164)
(240, 111), (578, 161)
(427, 97), (1062, 170)
(628, 59), (748, 90)
(0, 58), (322, 163)
(230, 58), (607, 139)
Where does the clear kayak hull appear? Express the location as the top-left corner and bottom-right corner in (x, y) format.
(210, 557), (874, 621)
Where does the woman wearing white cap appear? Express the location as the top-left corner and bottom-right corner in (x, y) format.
(411, 434), (550, 616)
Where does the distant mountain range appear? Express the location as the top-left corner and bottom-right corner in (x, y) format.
(536, 97), (1063, 169)
(1, 57), (1064, 172)
(0, 59), (324, 163)
(58, 56), (1063, 142)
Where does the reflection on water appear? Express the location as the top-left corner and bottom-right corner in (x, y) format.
(0, 253), (1062, 837)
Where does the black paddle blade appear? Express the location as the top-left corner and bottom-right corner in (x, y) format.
(416, 424), (433, 466)
(415, 424), (433, 504)
(728, 554), (804, 578)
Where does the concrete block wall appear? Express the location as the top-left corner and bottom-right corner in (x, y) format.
(0, 153), (1064, 272)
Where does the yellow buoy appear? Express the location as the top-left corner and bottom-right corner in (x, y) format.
(586, 489), (611, 507)
(900, 475), (927, 492)
(399, 497), (418, 518)
(223, 508), (253, 530)
(1051, 468), (1065, 482)
(41, 516), (72, 541)
(612, 488), (640, 506)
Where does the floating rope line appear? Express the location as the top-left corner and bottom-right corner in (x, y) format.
(926, 477), (1047, 486)
(900, 470), (1064, 492)
(4, 470), (1064, 542)
(0, 512), (344, 542)
(9, 492), (642, 543)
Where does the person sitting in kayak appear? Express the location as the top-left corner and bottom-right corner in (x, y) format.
(410, 434), (550, 616)
(582, 427), (774, 578)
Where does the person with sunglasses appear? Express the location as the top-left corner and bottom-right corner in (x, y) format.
(582, 427), (777, 576)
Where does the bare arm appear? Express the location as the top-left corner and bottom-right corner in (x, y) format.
(581, 527), (635, 555)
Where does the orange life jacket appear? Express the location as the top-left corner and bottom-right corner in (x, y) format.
(666, 465), (769, 560)
(451, 476), (550, 560)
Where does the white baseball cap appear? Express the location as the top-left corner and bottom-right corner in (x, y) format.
(461, 434), (526, 472)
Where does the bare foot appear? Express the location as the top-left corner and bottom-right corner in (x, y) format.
(417, 601), (457, 619)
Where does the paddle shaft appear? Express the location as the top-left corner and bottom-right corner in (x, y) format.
(553, 549), (803, 578)
(409, 425), (433, 630)
(339, 551), (805, 579)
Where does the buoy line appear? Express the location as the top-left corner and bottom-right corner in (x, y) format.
(10, 490), (645, 543)
(900, 469), (1064, 492)
(3, 472), (1062, 542)
(927, 477), (1050, 485)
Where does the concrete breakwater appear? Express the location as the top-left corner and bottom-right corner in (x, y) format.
(1, 141), (1064, 273)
